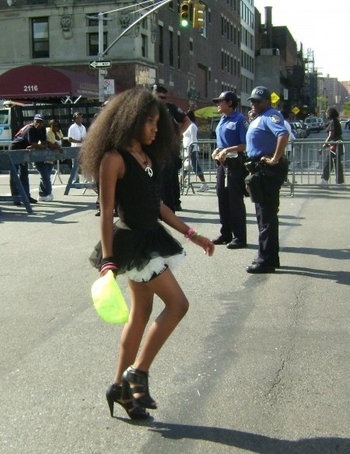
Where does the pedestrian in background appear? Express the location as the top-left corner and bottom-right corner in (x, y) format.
(153, 84), (191, 211)
(35, 119), (63, 202)
(182, 110), (209, 192)
(80, 88), (214, 420)
(320, 107), (344, 185)
(280, 110), (295, 156)
(245, 86), (289, 273)
(280, 110), (295, 185)
(68, 112), (86, 147)
(211, 91), (249, 249)
(68, 112), (86, 184)
(9, 114), (47, 206)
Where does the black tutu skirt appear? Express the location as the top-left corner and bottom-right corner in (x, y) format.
(89, 221), (185, 282)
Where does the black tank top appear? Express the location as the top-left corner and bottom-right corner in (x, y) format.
(116, 151), (161, 230)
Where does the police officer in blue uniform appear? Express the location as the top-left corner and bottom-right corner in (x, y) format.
(245, 86), (289, 273)
(211, 91), (249, 249)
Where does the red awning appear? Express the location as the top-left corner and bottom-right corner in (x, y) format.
(0, 65), (99, 99)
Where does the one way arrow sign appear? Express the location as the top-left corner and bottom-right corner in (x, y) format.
(89, 60), (112, 69)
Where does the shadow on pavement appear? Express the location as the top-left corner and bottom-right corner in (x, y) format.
(145, 422), (350, 454)
(282, 246), (350, 261)
(277, 266), (350, 286)
(109, 418), (350, 453)
(0, 200), (93, 224)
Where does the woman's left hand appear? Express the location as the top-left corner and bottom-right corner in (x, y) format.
(190, 234), (215, 256)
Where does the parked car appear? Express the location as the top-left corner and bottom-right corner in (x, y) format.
(317, 117), (325, 130)
(299, 120), (310, 136)
(340, 118), (350, 129)
(290, 121), (307, 138)
(305, 116), (321, 132)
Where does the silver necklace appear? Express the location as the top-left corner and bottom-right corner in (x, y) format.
(132, 148), (153, 177)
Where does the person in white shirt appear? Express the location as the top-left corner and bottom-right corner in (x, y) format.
(68, 112), (86, 146)
(68, 112), (87, 183)
(182, 110), (209, 192)
(280, 110), (295, 184)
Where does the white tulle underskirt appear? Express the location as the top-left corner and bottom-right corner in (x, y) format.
(125, 250), (185, 282)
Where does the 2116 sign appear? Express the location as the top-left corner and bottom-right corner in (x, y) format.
(24, 85), (39, 92)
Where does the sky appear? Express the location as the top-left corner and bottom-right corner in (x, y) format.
(253, 0), (349, 81)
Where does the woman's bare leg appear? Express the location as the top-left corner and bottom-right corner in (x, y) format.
(133, 267), (189, 371)
(113, 282), (154, 384)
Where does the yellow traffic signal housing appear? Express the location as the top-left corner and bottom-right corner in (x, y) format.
(180, 1), (191, 27)
(193, 2), (206, 28)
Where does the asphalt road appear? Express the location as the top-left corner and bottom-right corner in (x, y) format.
(1, 172), (349, 454)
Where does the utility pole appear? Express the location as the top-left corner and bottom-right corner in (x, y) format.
(98, 13), (105, 103)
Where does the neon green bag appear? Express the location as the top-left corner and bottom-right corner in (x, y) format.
(91, 270), (129, 324)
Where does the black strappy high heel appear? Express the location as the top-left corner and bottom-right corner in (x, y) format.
(121, 366), (157, 410)
(106, 383), (150, 420)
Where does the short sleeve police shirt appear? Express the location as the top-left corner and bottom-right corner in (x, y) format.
(215, 111), (248, 148)
(246, 107), (288, 159)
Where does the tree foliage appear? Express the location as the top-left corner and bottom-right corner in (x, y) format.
(317, 96), (328, 112)
(343, 101), (350, 117)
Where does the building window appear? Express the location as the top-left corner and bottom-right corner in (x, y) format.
(141, 33), (148, 58)
(169, 30), (174, 67)
(32, 17), (49, 59)
(87, 14), (109, 27)
(198, 64), (208, 98)
(177, 34), (181, 69)
(88, 32), (107, 56)
(158, 25), (164, 63)
(87, 13), (108, 56)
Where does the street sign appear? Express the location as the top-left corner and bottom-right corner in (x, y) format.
(271, 92), (280, 104)
(292, 106), (300, 115)
(89, 60), (112, 69)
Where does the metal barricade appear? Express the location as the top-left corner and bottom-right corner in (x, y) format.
(179, 138), (349, 198)
(289, 139), (349, 196)
(0, 147), (96, 213)
(180, 139), (217, 194)
(0, 150), (35, 213)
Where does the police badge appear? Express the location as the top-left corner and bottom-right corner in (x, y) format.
(270, 114), (281, 123)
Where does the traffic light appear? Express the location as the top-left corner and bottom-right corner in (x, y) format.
(193, 2), (206, 28)
(180, 1), (190, 27)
